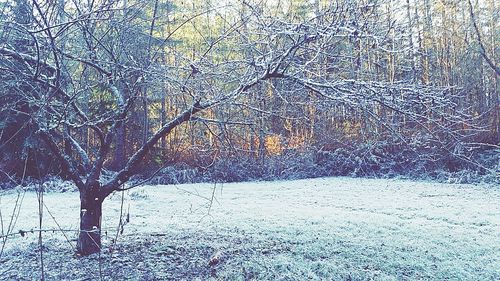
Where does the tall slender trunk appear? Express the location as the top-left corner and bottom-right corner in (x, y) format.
(160, 92), (166, 157)
(114, 124), (126, 170)
(142, 89), (149, 145)
(77, 184), (103, 255)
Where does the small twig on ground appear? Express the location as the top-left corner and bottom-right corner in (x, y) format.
(175, 187), (211, 202)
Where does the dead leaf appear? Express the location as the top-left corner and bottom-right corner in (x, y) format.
(208, 250), (223, 266)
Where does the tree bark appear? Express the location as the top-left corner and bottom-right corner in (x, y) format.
(76, 185), (102, 255)
(113, 124), (126, 170)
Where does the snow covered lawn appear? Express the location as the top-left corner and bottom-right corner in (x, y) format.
(1, 177), (499, 280)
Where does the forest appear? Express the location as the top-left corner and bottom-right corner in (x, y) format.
(0, 0), (497, 186)
(0, 0), (498, 280)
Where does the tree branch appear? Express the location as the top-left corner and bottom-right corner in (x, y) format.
(101, 101), (208, 197)
(467, 0), (500, 76)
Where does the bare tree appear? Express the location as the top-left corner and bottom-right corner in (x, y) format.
(0, 0), (323, 255)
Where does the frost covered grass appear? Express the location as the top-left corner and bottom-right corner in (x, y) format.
(0, 177), (499, 280)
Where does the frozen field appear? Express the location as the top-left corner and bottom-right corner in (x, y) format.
(0, 177), (499, 280)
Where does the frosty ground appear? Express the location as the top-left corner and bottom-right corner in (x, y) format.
(0, 177), (498, 280)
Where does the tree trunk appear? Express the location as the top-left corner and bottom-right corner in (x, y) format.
(113, 124), (126, 170)
(76, 188), (102, 255)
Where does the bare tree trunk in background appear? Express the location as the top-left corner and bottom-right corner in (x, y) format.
(406, 0), (416, 82)
(161, 88), (167, 157)
(467, 0), (499, 142)
(467, 0), (500, 76)
(114, 124), (126, 170)
(486, 0), (499, 141)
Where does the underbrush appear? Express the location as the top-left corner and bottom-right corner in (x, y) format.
(1, 145), (497, 190)
(143, 145), (498, 186)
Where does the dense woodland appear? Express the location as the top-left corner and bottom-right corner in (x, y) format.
(0, 0), (498, 185)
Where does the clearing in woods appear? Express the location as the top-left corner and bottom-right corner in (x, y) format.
(0, 177), (498, 280)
